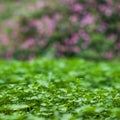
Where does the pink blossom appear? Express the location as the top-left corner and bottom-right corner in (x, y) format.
(28, 4), (36, 12)
(70, 14), (79, 23)
(65, 39), (71, 45)
(117, 3), (120, 9)
(22, 38), (35, 49)
(108, 34), (116, 41)
(81, 42), (89, 49)
(4, 51), (13, 59)
(116, 42), (120, 50)
(98, 5), (113, 16)
(70, 34), (79, 44)
(97, 24), (108, 32)
(105, 52), (114, 59)
(0, 4), (5, 10)
(59, 45), (66, 52)
(29, 20), (40, 27)
(81, 14), (95, 26)
(0, 34), (9, 45)
(104, 7), (113, 16)
(79, 30), (90, 42)
(14, 0), (19, 4)
(31, 16), (56, 36)
(53, 13), (63, 21)
(21, 26), (29, 32)
(29, 54), (36, 60)
(30, 20), (44, 34)
(38, 40), (47, 47)
(41, 16), (56, 36)
(106, 0), (113, 5)
(98, 5), (106, 11)
(71, 46), (80, 53)
(73, 3), (83, 12)
(36, 1), (47, 10)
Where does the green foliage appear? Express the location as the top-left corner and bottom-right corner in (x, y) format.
(0, 58), (120, 119)
(90, 33), (115, 52)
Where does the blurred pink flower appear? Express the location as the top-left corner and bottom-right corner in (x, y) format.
(73, 3), (83, 12)
(54, 13), (63, 21)
(29, 20), (39, 27)
(36, 1), (47, 10)
(42, 16), (56, 36)
(65, 34), (79, 45)
(98, 5), (113, 16)
(105, 51), (114, 59)
(4, 51), (13, 59)
(59, 45), (66, 52)
(14, 0), (19, 4)
(81, 14), (95, 26)
(79, 30), (90, 42)
(117, 3), (120, 9)
(108, 34), (116, 41)
(116, 42), (120, 50)
(22, 38), (35, 49)
(71, 46), (80, 53)
(21, 26), (29, 32)
(0, 4), (5, 10)
(0, 34), (9, 45)
(81, 42), (89, 49)
(106, 0), (113, 5)
(28, 4), (36, 12)
(70, 14), (79, 23)
(97, 24), (108, 32)
(105, 7), (113, 16)
(29, 54), (36, 60)
(71, 34), (79, 44)
(29, 20), (44, 34)
(38, 39), (47, 47)
(30, 16), (56, 36)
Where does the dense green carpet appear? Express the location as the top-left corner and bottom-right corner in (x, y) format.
(0, 58), (120, 120)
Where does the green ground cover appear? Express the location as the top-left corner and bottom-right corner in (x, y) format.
(0, 58), (120, 120)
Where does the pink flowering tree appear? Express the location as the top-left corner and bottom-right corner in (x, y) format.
(0, 0), (119, 60)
